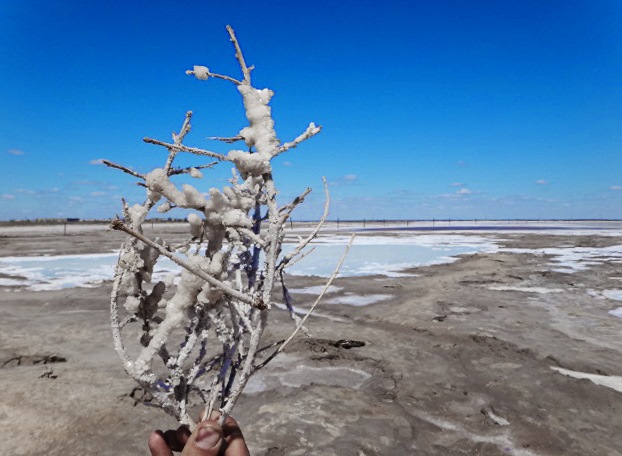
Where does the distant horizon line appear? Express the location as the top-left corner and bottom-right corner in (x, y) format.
(1, 217), (622, 225)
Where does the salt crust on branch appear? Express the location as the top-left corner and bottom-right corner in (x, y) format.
(106, 26), (344, 428)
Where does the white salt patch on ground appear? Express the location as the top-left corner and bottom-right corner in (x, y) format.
(586, 289), (622, 307)
(603, 290), (622, 301)
(286, 234), (498, 278)
(314, 233), (499, 249)
(244, 352), (371, 394)
(0, 253), (119, 290)
(280, 365), (371, 388)
(325, 293), (393, 306)
(487, 285), (564, 294)
(409, 409), (538, 456)
(501, 245), (622, 273)
(272, 303), (348, 322)
(551, 366), (622, 394)
(288, 285), (343, 294)
(0, 278), (27, 287)
(609, 307), (622, 318)
(587, 289), (603, 299)
(482, 408), (510, 426)
(0, 234), (499, 290)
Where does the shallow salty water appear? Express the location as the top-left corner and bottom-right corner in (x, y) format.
(0, 234), (497, 291)
(288, 235), (494, 277)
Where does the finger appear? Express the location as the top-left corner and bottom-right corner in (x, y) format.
(176, 425), (192, 447)
(180, 420), (224, 456)
(222, 416), (250, 456)
(162, 429), (185, 452)
(148, 431), (174, 456)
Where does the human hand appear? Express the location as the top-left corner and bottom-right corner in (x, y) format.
(148, 414), (250, 456)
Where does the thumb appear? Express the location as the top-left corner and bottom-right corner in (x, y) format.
(181, 420), (224, 456)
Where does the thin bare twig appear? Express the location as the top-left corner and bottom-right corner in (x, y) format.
(255, 234), (355, 372)
(278, 123), (322, 154)
(185, 68), (242, 85)
(143, 138), (229, 161)
(207, 135), (244, 144)
(277, 177), (330, 272)
(226, 25), (252, 84)
(278, 187), (312, 220)
(102, 160), (144, 179)
(169, 162), (218, 176)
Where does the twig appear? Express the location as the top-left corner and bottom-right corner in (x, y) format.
(277, 177), (330, 272)
(278, 123), (322, 154)
(255, 234), (355, 371)
(226, 25), (252, 84)
(207, 135), (244, 144)
(143, 138), (229, 161)
(164, 111), (194, 172)
(278, 187), (312, 220)
(102, 160), (144, 179)
(169, 162), (218, 176)
(110, 220), (263, 309)
(185, 68), (242, 85)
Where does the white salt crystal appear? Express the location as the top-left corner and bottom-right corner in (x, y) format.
(187, 213), (203, 237)
(192, 65), (209, 80)
(157, 201), (172, 213)
(189, 167), (203, 179)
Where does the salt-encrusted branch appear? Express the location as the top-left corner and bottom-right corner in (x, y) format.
(110, 219), (262, 309)
(278, 187), (312, 220)
(110, 263), (134, 368)
(107, 26), (340, 430)
(234, 227), (267, 249)
(102, 160), (144, 179)
(173, 111), (193, 144)
(207, 135), (244, 144)
(278, 123), (322, 154)
(169, 162), (218, 176)
(217, 310), (268, 424)
(163, 111), (194, 172)
(185, 67), (242, 85)
(226, 25), (252, 84)
(143, 138), (230, 161)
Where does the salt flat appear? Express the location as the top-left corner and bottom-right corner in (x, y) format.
(1, 221), (621, 455)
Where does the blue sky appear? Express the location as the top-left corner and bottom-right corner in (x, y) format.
(1, 0), (621, 220)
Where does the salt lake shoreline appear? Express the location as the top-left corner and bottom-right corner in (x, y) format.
(1, 223), (622, 455)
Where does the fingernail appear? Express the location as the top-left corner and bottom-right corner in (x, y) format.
(195, 425), (221, 449)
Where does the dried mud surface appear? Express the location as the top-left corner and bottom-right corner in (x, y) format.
(1, 225), (621, 455)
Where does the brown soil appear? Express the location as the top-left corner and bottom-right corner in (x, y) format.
(1, 225), (621, 455)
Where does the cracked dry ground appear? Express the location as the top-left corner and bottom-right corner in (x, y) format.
(1, 232), (621, 455)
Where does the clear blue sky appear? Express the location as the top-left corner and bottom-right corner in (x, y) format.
(1, 0), (621, 220)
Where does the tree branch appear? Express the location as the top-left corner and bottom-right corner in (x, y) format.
(278, 123), (322, 154)
(143, 138), (229, 161)
(110, 219), (264, 309)
(226, 25), (252, 84)
(102, 160), (144, 179)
